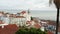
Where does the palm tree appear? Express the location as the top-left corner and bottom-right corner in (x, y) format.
(49, 0), (60, 34)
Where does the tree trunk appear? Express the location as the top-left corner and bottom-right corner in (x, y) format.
(56, 8), (59, 34)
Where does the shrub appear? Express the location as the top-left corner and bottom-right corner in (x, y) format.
(15, 28), (47, 34)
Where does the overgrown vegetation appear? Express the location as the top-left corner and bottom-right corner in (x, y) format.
(15, 27), (47, 34)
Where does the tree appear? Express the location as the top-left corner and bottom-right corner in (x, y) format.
(31, 16), (33, 20)
(49, 0), (60, 34)
(15, 28), (47, 34)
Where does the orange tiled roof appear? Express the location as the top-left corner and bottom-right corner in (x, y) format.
(47, 30), (54, 34)
(34, 23), (41, 29)
(0, 12), (4, 14)
(26, 21), (31, 24)
(15, 16), (25, 18)
(21, 11), (26, 14)
(0, 20), (4, 24)
(0, 24), (19, 34)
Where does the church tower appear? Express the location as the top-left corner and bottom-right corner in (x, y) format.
(26, 9), (31, 21)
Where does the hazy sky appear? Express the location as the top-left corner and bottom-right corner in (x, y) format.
(0, 0), (57, 10)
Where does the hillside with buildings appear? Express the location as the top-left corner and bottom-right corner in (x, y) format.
(0, 10), (55, 34)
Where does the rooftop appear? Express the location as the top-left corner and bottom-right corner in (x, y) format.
(0, 24), (19, 34)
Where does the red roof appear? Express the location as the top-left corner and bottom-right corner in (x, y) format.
(47, 30), (54, 34)
(0, 24), (19, 34)
(34, 23), (41, 29)
(21, 11), (26, 14)
(15, 16), (25, 18)
(0, 12), (4, 14)
(0, 20), (4, 24)
(26, 21), (31, 24)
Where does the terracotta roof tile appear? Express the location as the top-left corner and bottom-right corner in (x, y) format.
(15, 16), (25, 18)
(0, 24), (19, 34)
(26, 21), (31, 24)
(34, 23), (41, 29)
(47, 30), (54, 34)
(0, 20), (4, 24)
(21, 11), (26, 14)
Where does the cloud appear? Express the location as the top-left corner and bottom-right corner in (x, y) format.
(0, 0), (56, 10)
